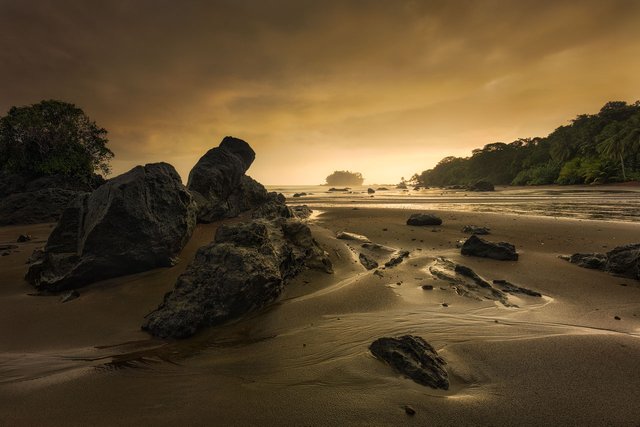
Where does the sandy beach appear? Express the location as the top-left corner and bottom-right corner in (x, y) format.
(1, 190), (639, 426)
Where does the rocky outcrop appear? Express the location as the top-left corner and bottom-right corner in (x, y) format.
(468, 180), (494, 191)
(461, 225), (490, 235)
(406, 213), (442, 226)
(369, 335), (449, 389)
(187, 137), (270, 223)
(142, 217), (332, 338)
(461, 235), (518, 261)
(0, 172), (104, 225)
(26, 163), (196, 291)
(567, 243), (640, 280)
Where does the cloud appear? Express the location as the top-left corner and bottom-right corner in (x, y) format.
(1, 0), (639, 183)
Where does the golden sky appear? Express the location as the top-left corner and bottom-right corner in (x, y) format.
(1, 0), (639, 184)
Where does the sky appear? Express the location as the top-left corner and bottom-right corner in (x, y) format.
(1, 0), (639, 185)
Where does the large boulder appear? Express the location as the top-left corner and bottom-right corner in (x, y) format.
(369, 335), (449, 389)
(461, 235), (518, 261)
(0, 172), (104, 225)
(567, 243), (639, 280)
(187, 136), (270, 222)
(26, 163), (196, 291)
(142, 218), (333, 338)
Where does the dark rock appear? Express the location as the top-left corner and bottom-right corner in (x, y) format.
(384, 250), (410, 268)
(26, 163), (196, 291)
(468, 180), (494, 191)
(252, 192), (293, 220)
(359, 253), (378, 270)
(367, 188), (375, 194)
(60, 290), (80, 303)
(17, 234), (32, 242)
(404, 405), (416, 416)
(0, 188), (85, 225)
(336, 231), (370, 243)
(407, 213), (442, 226)
(290, 205), (313, 219)
(441, 303), (449, 307)
(142, 218), (332, 338)
(614, 316), (621, 320)
(566, 243), (639, 280)
(376, 187), (389, 191)
(187, 137), (269, 223)
(461, 235), (518, 261)
(292, 192), (307, 197)
(328, 187), (350, 192)
(369, 335), (449, 389)
(421, 284), (434, 290)
(492, 279), (542, 297)
(461, 225), (490, 235)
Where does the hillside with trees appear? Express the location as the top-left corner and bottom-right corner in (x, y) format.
(325, 170), (364, 186)
(415, 101), (640, 187)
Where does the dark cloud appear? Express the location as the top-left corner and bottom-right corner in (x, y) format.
(1, 0), (639, 183)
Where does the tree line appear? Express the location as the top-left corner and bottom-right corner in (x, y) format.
(415, 101), (640, 187)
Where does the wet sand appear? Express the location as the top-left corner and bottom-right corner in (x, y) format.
(1, 206), (640, 426)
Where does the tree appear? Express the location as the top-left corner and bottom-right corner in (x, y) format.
(324, 170), (364, 186)
(0, 100), (113, 179)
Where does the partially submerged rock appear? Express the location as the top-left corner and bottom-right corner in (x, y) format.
(369, 335), (449, 389)
(461, 225), (490, 235)
(567, 243), (639, 280)
(26, 163), (196, 291)
(336, 231), (371, 243)
(359, 253), (379, 270)
(406, 213), (443, 226)
(384, 250), (410, 268)
(461, 235), (518, 261)
(187, 137), (269, 223)
(367, 188), (375, 194)
(290, 205), (313, 219)
(143, 218), (332, 338)
(17, 234), (32, 242)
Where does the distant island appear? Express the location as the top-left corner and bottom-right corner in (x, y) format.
(415, 101), (640, 187)
(324, 170), (364, 186)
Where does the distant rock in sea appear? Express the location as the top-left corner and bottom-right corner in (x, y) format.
(566, 243), (639, 280)
(26, 163), (196, 291)
(461, 235), (518, 261)
(369, 335), (449, 389)
(187, 136), (270, 223)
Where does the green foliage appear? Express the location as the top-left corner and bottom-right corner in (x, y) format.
(417, 101), (640, 186)
(0, 100), (113, 179)
(325, 170), (364, 186)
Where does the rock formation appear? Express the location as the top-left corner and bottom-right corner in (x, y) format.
(567, 243), (639, 280)
(461, 235), (518, 261)
(187, 136), (270, 222)
(26, 163), (196, 291)
(143, 216), (332, 338)
(369, 335), (449, 389)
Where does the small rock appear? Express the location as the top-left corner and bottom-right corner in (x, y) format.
(359, 253), (379, 270)
(614, 316), (621, 320)
(406, 213), (442, 226)
(337, 231), (371, 243)
(442, 303), (449, 307)
(292, 192), (307, 197)
(60, 290), (80, 303)
(461, 225), (490, 235)
(421, 284), (434, 290)
(17, 234), (32, 242)
(367, 188), (375, 194)
(385, 251), (410, 268)
(404, 405), (416, 416)
(461, 235), (518, 261)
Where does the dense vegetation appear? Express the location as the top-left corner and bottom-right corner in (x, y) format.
(0, 100), (113, 180)
(325, 170), (364, 186)
(416, 101), (640, 186)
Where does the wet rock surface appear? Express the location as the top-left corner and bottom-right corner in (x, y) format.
(567, 243), (639, 280)
(187, 137), (269, 223)
(461, 235), (518, 261)
(26, 163), (196, 291)
(406, 213), (442, 226)
(384, 250), (410, 268)
(369, 335), (449, 389)
(461, 225), (490, 235)
(143, 217), (333, 339)
(336, 231), (371, 243)
(359, 253), (379, 270)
